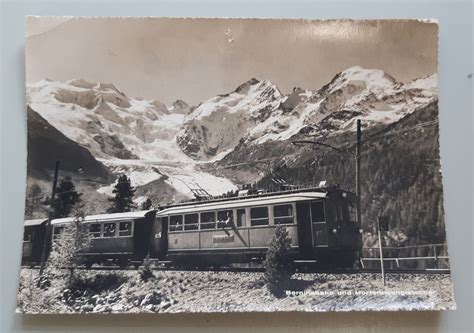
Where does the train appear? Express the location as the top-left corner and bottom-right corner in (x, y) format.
(22, 186), (362, 269)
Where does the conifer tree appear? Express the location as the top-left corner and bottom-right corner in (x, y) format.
(51, 177), (82, 218)
(107, 175), (136, 213)
(47, 207), (91, 284)
(263, 226), (293, 296)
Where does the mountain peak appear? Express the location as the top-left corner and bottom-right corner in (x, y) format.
(337, 66), (397, 84)
(172, 99), (189, 109)
(234, 77), (261, 94)
(68, 78), (97, 89)
(404, 73), (437, 92)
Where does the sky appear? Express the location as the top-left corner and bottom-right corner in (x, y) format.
(26, 17), (438, 106)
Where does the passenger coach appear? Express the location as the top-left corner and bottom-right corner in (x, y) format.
(51, 210), (157, 267)
(22, 218), (48, 266)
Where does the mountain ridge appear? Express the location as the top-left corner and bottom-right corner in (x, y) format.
(177, 66), (437, 160)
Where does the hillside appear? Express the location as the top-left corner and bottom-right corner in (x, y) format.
(27, 106), (112, 181)
(25, 106), (114, 219)
(237, 100), (445, 248)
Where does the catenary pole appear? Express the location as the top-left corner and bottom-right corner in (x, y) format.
(356, 119), (362, 230)
(38, 161), (59, 284)
(377, 214), (386, 286)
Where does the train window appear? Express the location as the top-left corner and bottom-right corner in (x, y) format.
(273, 204), (294, 224)
(184, 214), (199, 231)
(217, 210), (233, 228)
(103, 222), (117, 238)
(169, 215), (183, 232)
(250, 207), (269, 226)
(200, 211), (216, 230)
(236, 209), (246, 227)
(311, 201), (325, 222)
(89, 224), (102, 238)
(348, 201), (357, 222)
(119, 221), (133, 237)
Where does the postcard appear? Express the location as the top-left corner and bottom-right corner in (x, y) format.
(17, 17), (455, 313)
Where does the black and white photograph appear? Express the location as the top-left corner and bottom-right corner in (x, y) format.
(17, 17), (455, 314)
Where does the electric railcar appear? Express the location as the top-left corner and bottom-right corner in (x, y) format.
(157, 186), (361, 267)
(23, 186), (361, 268)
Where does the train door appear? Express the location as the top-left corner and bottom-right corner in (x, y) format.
(133, 217), (150, 259)
(310, 201), (328, 247)
(161, 216), (168, 256)
(296, 202), (313, 258)
(149, 216), (168, 259)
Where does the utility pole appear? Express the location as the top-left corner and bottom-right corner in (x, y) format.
(38, 161), (59, 283)
(292, 120), (363, 225)
(356, 119), (362, 229)
(377, 214), (386, 287)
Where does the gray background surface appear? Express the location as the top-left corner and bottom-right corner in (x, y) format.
(1, 0), (472, 332)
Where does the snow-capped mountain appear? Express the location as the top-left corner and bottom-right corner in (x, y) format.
(26, 79), (236, 201)
(27, 78), (187, 161)
(176, 78), (284, 160)
(177, 66), (438, 160)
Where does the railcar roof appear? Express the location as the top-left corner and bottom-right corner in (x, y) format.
(24, 218), (48, 226)
(51, 210), (154, 225)
(157, 191), (329, 216)
(163, 186), (336, 208)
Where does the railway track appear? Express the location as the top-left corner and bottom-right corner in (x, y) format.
(22, 264), (451, 275)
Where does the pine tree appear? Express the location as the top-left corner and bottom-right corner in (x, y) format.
(51, 177), (82, 218)
(47, 207), (91, 284)
(107, 175), (136, 213)
(140, 198), (152, 210)
(263, 226), (293, 296)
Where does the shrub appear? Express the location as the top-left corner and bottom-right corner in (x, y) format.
(263, 226), (294, 296)
(139, 255), (154, 282)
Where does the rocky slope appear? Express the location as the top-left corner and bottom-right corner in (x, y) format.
(27, 106), (112, 181)
(177, 66), (437, 161)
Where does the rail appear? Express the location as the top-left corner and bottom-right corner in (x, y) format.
(360, 243), (450, 270)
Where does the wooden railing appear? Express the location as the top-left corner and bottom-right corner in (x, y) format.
(360, 243), (450, 270)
